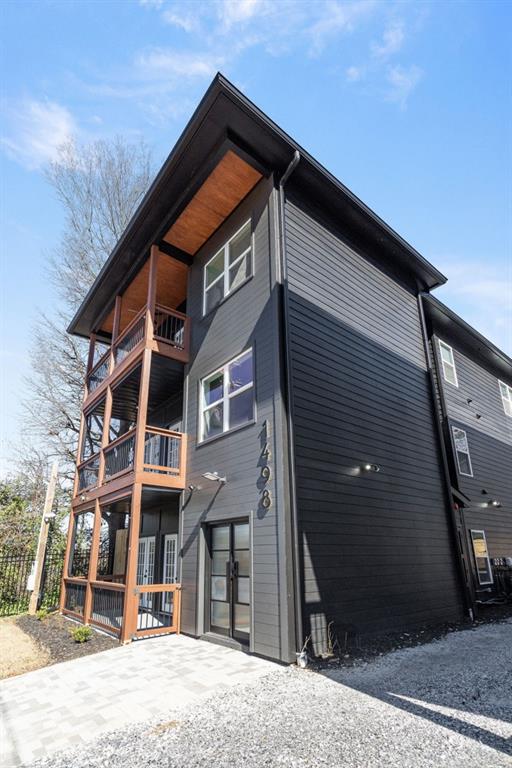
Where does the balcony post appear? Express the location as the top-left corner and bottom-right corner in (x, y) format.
(121, 482), (142, 642)
(98, 385), (113, 486)
(110, 295), (122, 372)
(179, 434), (188, 486)
(134, 348), (152, 474)
(87, 334), (97, 374)
(83, 499), (102, 625)
(145, 245), (159, 343)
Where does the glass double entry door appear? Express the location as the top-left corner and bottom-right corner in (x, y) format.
(209, 521), (250, 644)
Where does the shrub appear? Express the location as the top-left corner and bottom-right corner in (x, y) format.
(71, 625), (92, 643)
(35, 608), (49, 621)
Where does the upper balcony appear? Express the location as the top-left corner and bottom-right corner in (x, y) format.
(85, 302), (190, 408)
(83, 244), (190, 411)
(74, 246), (190, 504)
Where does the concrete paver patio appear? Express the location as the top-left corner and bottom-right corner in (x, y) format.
(0, 633), (279, 767)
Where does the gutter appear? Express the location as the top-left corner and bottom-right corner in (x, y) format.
(276, 150), (303, 654)
(417, 294), (474, 617)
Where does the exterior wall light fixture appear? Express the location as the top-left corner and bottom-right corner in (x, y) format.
(363, 463), (381, 473)
(202, 471), (227, 484)
(489, 499), (501, 508)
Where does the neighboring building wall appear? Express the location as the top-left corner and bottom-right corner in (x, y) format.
(179, 177), (295, 662)
(284, 192), (463, 654)
(431, 335), (512, 589)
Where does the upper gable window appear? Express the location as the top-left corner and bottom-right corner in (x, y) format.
(439, 340), (458, 387)
(499, 380), (512, 417)
(203, 221), (252, 315)
(452, 426), (473, 477)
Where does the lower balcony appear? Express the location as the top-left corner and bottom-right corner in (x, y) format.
(76, 426), (187, 501)
(61, 490), (182, 641)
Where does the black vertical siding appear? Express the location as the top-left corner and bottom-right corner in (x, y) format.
(284, 195), (463, 653)
(432, 336), (512, 573)
(179, 177), (294, 662)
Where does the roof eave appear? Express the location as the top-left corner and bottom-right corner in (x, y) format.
(69, 73), (447, 337)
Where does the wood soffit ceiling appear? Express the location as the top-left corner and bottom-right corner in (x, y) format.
(101, 256), (188, 335)
(99, 149), (262, 335)
(163, 149), (262, 255)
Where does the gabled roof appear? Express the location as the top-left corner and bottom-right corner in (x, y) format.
(69, 73), (447, 338)
(422, 293), (512, 383)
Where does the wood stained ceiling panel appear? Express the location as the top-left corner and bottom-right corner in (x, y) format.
(163, 150), (262, 255)
(100, 254), (188, 335)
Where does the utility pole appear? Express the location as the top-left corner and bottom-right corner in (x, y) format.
(28, 462), (58, 615)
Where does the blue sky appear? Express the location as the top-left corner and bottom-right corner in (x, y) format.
(1, 0), (511, 474)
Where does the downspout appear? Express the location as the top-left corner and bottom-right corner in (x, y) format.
(417, 293), (474, 618)
(276, 150), (303, 654)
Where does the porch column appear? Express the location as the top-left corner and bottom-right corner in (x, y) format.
(121, 482), (142, 642)
(83, 499), (102, 625)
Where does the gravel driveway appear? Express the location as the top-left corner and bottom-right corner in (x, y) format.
(32, 620), (512, 768)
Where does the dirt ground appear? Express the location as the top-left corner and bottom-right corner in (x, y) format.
(0, 613), (118, 679)
(0, 617), (49, 678)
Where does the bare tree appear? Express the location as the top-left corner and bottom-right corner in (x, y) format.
(20, 137), (153, 484)
(47, 138), (152, 312)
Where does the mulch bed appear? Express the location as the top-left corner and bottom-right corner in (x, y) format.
(16, 613), (118, 665)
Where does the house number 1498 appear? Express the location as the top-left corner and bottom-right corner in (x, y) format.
(260, 421), (272, 509)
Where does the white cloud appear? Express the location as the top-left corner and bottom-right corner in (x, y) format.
(434, 260), (512, 354)
(346, 65), (364, 82)
(135, 49), (222, 79)
(371, 19), (405, 59)
(218, 0), (264, 29)
(139, 0), (164, 8)
(1, 99), (76, 170)
(309, 0), (376, 56)
(161, 9), (198, 32)
(385, 64), (422, 109)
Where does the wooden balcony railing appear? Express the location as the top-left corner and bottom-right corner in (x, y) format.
(154, 304), (187, 350)
(88, 351), (110, 393)
(135, 583), (181, 637)
(85, 304), (190, 398)
(114, 309), (146, 365)
(74, 427), (186, 500)
(77, 455), (100, 491)
(90, 583), (125, 635)
(143, 427), (184, 475)
(103, 428), (136, 481)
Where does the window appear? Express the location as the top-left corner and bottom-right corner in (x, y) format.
(470, 530), (493, 586)
(200, 349), (254, 441)
(439, 340), (458, 387)
(452, 426), (473, 477)
(499, 380), (512, 417)
(203, 221), (252, 314)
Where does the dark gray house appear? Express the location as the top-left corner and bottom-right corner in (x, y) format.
(422, 295), (512, 609)
(60, 74), (511, 664)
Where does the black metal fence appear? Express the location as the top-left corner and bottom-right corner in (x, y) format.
(0, 550), (64, 617)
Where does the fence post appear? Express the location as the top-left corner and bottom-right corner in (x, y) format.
(28, 462), (58, 615)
